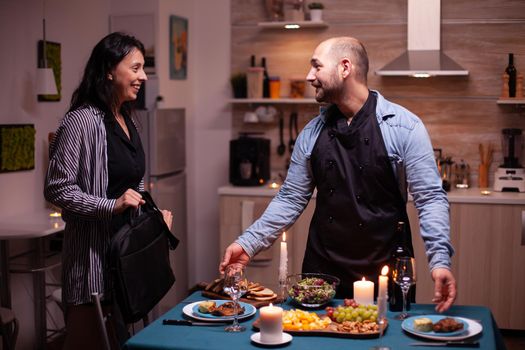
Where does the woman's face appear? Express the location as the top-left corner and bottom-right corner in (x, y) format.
(111, 48), (147, 105)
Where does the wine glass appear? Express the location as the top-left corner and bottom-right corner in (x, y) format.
(369, 292), (390, 350)
(392, 257), (416, 320)
(223, 263), (248, 332)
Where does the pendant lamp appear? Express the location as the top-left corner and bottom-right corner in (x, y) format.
(36, 0), (57, 96)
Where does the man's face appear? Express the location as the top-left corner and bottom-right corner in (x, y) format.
(306, 43), (341, 103)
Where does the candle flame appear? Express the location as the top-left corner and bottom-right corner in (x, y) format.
(269, 303), (273, 307)
(381, 265), (389, 276)
(361, 277), (366, 281)
(283, 232), (287, 242)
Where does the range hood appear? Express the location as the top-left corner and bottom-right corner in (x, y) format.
(375, 0), (468, 77)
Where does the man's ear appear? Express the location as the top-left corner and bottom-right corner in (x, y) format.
(340, 58), (352, 79)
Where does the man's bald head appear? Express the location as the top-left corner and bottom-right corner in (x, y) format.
(321, 37), (369, 84)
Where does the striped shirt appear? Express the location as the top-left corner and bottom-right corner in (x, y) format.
(44, 105), (143, 305)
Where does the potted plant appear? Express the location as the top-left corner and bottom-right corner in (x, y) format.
(308, 2), (324, 22)
(230, 73), (247, 98)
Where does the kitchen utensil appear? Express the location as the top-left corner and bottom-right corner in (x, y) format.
(494, 128), (525, 192)
(277, 114), (286, 156)
(409, 341), (479, 347)
(288, 112), (299, 153)
(163, 319), (230, 326)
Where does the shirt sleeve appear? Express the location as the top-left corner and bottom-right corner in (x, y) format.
(44, 112), (115, 221)
(236, 122), (318, 257)
(404, 119), (454, 271)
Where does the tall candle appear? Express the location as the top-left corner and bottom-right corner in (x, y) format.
(353, 277), (374, 306)
(279, 232), (288, 282)
(259, 303), (283, 343)
(378, 265), (389, 300)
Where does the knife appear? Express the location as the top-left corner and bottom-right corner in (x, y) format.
(410, 341), (480, 347)
(163, 319), (230, 326)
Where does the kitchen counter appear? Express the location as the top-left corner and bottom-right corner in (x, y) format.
(218, 185), (525, 205)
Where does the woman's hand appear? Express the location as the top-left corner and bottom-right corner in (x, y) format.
(114, 189), (145, 214)
(161, 210), (173, 230)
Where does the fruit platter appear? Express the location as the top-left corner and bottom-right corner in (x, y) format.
(253, 298), (387, 338)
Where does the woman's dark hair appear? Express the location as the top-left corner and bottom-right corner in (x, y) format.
(69, 32), (145, 117)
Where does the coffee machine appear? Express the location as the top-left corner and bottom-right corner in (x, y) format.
(229, 135), (270, 186)
(494, 128), (525, 192)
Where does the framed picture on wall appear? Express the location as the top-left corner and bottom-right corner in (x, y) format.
(37, 40), (61, 102)
(0, 124), (35, 173)
(169, 15), (188, 80)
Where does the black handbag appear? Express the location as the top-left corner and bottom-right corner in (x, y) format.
(110, 191), (179, 324)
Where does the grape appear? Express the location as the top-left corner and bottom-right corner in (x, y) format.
(328, 303), (380, 323)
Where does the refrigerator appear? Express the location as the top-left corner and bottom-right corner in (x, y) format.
(135, 108), (188, 315)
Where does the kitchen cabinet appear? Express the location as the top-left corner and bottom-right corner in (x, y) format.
(219, 194), (314, 290)
(219, 188), (525, 329)
(450, 203), (525, 330)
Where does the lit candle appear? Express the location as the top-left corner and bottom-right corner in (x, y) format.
(279, 232), (288, 282)
(378, 265), (389, 300)
(353, 277), (374, 306)
(259, 303), (283, 343)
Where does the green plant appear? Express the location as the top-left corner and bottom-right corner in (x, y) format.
(308, 2), (324, 10)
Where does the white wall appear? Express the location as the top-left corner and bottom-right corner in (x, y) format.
(0, 1), (110, 348)
(0, 0), (231, 347)
(156, 0), (231, 287)
(188, 0), (231, 286)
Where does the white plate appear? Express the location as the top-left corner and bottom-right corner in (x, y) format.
(251, 332), (293, 346)
(401, 316), (483, 341)
(182, 300), (256, 322)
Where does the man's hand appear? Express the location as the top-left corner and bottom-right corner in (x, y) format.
(431, 268), (457, 313)
(114, 189), (145, 214)
(219, 243), (250, 274)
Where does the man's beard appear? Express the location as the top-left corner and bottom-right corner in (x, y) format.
(314, 77), (339, 103)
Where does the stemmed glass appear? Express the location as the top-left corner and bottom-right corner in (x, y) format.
(392, 257), (417, 320)
(222, 263), (248, 332)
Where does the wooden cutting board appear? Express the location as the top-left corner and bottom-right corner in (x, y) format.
(201, 290), (284, 308)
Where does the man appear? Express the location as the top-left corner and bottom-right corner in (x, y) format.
(220, 37), (456, 312)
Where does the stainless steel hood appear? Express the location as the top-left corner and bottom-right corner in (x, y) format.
(375, 0), (468, 77)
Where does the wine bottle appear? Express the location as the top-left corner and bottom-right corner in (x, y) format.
(388, 221), (411, 311)
(250, 54), (256, 68)
(506, 53), (517, 97)
(261, 57), (270, 98)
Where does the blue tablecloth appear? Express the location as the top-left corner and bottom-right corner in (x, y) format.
(124, 292), (504, 350)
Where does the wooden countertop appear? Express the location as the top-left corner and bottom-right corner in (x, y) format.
(218, 185), (525, 205)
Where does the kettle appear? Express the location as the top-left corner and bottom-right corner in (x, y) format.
(434, 148), (453, 192)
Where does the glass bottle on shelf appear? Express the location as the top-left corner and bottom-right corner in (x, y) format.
(506, 53), (517, 97)
(261, 57), (270, 98)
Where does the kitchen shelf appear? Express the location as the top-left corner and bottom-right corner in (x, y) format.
(497, 98), (525, 104)
(257, 21), (328, 29)
(230, 98), (318, 104)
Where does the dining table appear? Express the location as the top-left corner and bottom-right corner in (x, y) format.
(124, 291), (504, 350)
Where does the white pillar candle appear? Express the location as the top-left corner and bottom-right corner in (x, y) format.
(259, 303), (283, 343)
(353, 277), (374, 306)
(279, 232), (288, 282)
(378, 265), (389, 300)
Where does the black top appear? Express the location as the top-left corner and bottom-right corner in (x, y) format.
(104, 114), (145, 199)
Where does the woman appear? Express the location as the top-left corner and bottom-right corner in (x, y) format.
(44, 32), (172, 349)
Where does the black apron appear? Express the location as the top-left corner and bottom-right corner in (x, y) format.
(303, 92), (413, 297)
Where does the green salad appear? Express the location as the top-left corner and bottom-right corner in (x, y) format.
(288, 276), (336, 306)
